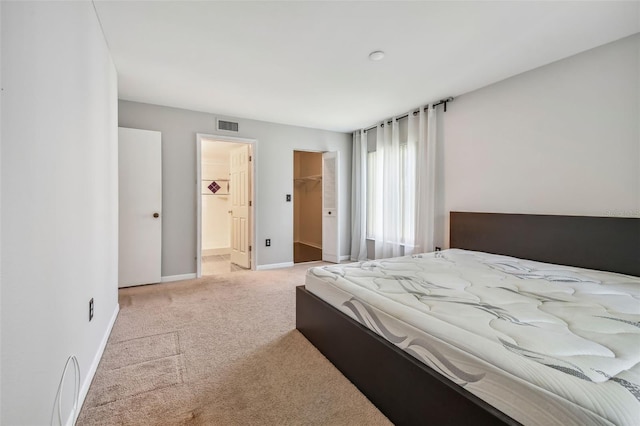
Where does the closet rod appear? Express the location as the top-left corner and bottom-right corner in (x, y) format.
(362, 97), (453, 133)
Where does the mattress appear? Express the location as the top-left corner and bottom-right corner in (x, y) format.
(305, 249), (640, 426)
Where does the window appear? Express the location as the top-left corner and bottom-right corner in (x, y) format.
(357, 110), (433, 258)
(399, 142), (409, 245)
(366, 130), (412, 246)
(366, 151), (377, 239)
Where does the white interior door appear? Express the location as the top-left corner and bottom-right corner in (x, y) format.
(322, 151), (340, 263)
(230, 144), (251, 268)
(118, 127), (162, 287)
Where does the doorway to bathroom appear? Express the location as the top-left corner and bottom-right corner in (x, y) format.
(196, 134), (255, 277)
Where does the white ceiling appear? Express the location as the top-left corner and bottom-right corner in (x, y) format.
(94, 1), (639, 132)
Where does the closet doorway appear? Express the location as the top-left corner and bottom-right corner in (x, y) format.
(293, 150), (323, 263)
(196, 134), (255, 277)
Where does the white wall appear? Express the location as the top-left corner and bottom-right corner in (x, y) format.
(440, 34), (640, 246)
(1, 2), (119, 424)
(118, 101), (352, 273)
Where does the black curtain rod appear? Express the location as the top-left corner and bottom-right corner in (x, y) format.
(362, 97), (454, 133)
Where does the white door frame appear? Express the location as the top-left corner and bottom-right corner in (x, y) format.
(196, 133), (257, 277)
(322, 151), (340, 263)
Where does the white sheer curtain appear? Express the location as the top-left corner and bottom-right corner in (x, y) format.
(415, 106), (437, 253)
(375, 119), (403, 259)
(403, 111), (418, 255)
(350, 130), (367, 261)
(358, 105), (438, 260)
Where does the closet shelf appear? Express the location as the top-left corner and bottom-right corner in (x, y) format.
(202, 178), (229, 182)
(294, 174), (322, 183)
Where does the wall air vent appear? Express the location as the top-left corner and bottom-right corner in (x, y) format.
(217, 119), (239, 132)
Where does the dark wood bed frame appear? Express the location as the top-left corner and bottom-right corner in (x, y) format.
(296, 212), (639, 425)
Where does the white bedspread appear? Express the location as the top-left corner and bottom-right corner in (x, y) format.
(305, 249), (640, 426)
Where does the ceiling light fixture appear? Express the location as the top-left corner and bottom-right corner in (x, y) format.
(368, 50), (385, 61)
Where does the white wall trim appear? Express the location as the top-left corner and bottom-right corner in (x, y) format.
(339, 255), (350, 261)
(256, 262), (294, 270)
(74, 304), (119, 425)
(161, 273), (197, 283)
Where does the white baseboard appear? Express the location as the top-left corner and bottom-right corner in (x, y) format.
(256, 262), (294, 270)
(161, 273), (197, 283)
(202, 247), (230, 256)
(73, 303), (119, 425)
(339, 255), (350, 261)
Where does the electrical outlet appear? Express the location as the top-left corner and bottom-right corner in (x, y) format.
(89, 298), (94, 321)
(286, 194), (291, 202)
(266, 239), (271, 247)
(435, 247), (442, 252)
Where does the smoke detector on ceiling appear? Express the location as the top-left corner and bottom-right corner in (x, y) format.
(369, 51), (385, 61)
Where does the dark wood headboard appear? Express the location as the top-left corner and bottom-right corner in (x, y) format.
(450, 212), (640, 277)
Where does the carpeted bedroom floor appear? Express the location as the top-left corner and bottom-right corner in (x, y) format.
(77, 263), (391, 425)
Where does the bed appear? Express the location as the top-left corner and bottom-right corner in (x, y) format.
(296, 212), (640, 425)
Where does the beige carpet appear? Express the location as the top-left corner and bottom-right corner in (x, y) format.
(77, 263), (391, 425)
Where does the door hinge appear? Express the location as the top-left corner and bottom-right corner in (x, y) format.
(249, 245), (252, 252)
(249, 201), (252, 206)
(249, 155), (252, 161)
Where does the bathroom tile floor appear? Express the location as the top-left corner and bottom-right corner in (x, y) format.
(202, 254), (246, 276)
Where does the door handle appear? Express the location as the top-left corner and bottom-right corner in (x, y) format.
(153, 213), (160, 218)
